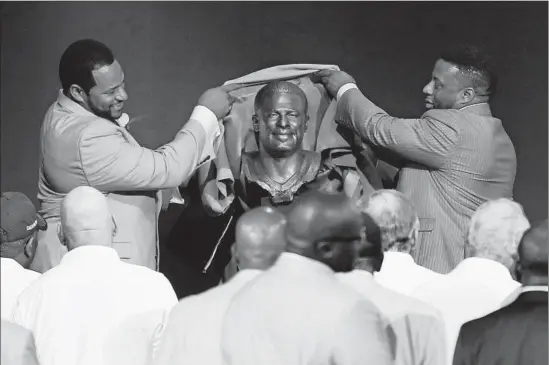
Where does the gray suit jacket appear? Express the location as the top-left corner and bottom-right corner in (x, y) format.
(1, 320), (40, 365)
(32, 91), (218, 272)
(337, 89), (516, 273)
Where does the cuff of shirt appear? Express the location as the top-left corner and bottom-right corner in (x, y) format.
(190, 105), (220, 141)
(336, 83), (359, 101)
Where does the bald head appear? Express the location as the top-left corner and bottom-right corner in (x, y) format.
(234, 206), (287, 270)
(361, 189), (419, 254)
(254, 80), (308, 112)
(60, 186), (113, 250)
(286, 191), (363, 272)
(517, 219), (548, 285)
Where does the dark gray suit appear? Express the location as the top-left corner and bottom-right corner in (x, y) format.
(453, 289), (548, 365)
(336, 89), (516, 273)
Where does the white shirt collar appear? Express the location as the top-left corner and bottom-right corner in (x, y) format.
(458, 102), (489, 111)
(115, 113), (130, 128)
(61, 246), (120, 266)
(273, 252), (335, 277)
(521, 285), (548, 293)
(381, 251), (416, 269)
(1, 257), (23, 269)
(451, 257), (513, 281)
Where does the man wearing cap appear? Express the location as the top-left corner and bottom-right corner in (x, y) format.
(221, 191), (393, 365)
(1, 192), (46, 320)
(34, 39), (240, 273)
(453, 219), (548, 365)
(337, 212), (447, 365)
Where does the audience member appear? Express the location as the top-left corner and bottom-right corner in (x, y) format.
(360, 189), (441, 295)
(412, 198), (528, 364)
(154, 206), (287, 365)
(337, 212), (447, 365)
(1, 320), (40, 365)
(1, 192), (44, 320)
(12, 186), (178, 365)
(221, 191), (393, 365)
(453, 219), (548, 365)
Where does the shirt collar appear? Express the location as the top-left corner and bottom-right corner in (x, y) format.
(1, 257), (24, 270)
(381, 251), (416, 270)
(522, 285), (549, 293)
(458, 102), (492, 116)
(451, 257), (513, 281)
(60, 245), (120, 266)
(273, 252), (335, 277)
(56, 89), (129, 128)
(231, 268), (262, 283)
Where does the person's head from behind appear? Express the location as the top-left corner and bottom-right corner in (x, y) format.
(1, 192), (47, 268)
(233, 206), (287, 270)
(352, 213), (384, 274)
(59, 39), (127, 121)
(515, 219), (548, 286)
(58, 186), (115, 251)
(360, 189), (420, 256)
(285, 191), (363, 273)
(466, 198), (530, 270)
(423, 44), (497, 110)
(253, 81), (309, 158)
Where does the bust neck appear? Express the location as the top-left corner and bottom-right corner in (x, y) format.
(258, 148), (305, 184)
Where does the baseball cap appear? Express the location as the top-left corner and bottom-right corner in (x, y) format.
(1, 192), (47, 243)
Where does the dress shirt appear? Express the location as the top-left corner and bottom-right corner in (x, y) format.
(221, 252), (393, 365)
(338, 270), (446, 365)
(1, 258), (40, 320)
(1, 320), (40, 365)
(375, 251), (442, 296)
(411, 257), (520, 365)
(154, 269), (261, 365)
(12, 246), (178, 365)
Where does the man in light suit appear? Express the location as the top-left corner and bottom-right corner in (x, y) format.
(313, 44), (516, 274)
(453, 219), (548, 365)
(33, 39), (241, 272)
(154, 206), (286, 365)
(1, 320), (40, 365)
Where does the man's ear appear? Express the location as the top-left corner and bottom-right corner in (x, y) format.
(57, 224), (66, 246)
(111, 215), (118, 237)
(460, 87), (475, 104)
(68, 84), (87, 104)
(252, 114), (260, 132)
(23, 236), (35, 258)
(304, 114), (310, 132)
(315, 240), (334, 259)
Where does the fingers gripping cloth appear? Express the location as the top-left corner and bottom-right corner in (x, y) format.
(198, 64), (373, 216)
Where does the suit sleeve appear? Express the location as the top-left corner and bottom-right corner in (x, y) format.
(337, 88), (460, 169)
(79, 107), (220, 191)
(452, 325), (472, 365)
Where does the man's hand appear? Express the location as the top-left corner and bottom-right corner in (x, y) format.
(198, 84), (244, 120)
(310, 70), (356, 99)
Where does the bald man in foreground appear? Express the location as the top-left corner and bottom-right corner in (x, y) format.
(453, 219), (548, 365)
(153, 206), (286, 365)
(221, 191), (393, 365)
(12, 187), (178, 365)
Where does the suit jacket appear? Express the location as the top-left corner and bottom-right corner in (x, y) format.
(453, 289), (548, 365)
(1, 320), (40, 365)
(337, 88), (516, 273)
(32, 90), (219, 272)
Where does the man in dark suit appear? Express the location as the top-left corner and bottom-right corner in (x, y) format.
(312, 44), (516, 274)
(452, 219), (548, 365)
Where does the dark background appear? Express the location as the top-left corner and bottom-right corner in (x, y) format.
(1, 2), (547, 244)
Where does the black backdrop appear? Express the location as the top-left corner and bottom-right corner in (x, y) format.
(1, 2), (547, 293)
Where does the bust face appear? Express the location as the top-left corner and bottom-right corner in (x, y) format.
(255, 92), (309, 157)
